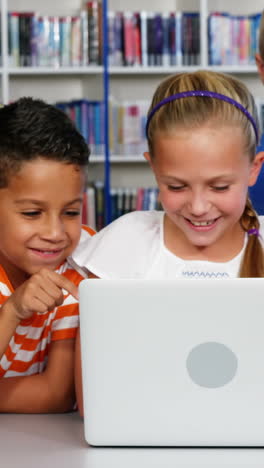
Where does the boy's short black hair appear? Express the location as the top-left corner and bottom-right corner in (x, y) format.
(0, 96), (90, 187)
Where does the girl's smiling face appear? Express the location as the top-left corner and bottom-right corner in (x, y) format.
(0, 157), (85, 288)
(145, 125), (263, 257)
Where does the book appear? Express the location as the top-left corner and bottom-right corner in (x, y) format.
(60, 16), (71, 67)
(123, 11), (135, 66)
(140, 11), (148, 67)
(87, 1), (100, 65)
(94, 180), (105, 230)
(71, 16), (82, 66)
(86, 186), (96, 230)
(80, 9), (89, 66)
(8, 12), (19, 67)
(49, 16), (60, 67)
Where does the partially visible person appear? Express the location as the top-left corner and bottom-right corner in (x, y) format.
(256, 11), (264, 83)
(250, 11), (264, 213)
(0, 97), (94, 413)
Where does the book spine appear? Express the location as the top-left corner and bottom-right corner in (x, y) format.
(154, 14), (163, 66)
(82, 191), (88, 225)
(133, 13), (141, 66)
(87, 1), (100, 65)
(37, 16), (50, 67)
(71, 16), (81, 66)
(88, 101), (95, 153)
(123, 11), (135, 66)
(108, 11), (115, 66)
(147, 13), (154, 66)
(60, 16), (71, 67)
(113, 12), (124, 66)
(86, 186), (96, 230)
(24, 13), (34, 66)
(18, 13), (26, 66)
(80, 99), (89, 143)
(140, 11), (148, 67)
(176, 12), (182, 66)
(162, 12), (170, 67)
(168, 12), (176, 66)
(81, 9), (89, 66)
(94, 180), (105, 230)
(192, 13), (200, 65)
(9, 12), (19, 67)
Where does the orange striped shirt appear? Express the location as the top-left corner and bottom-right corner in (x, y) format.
(0, 225), (95, 378)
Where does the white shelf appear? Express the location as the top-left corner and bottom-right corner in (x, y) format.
(109, 66), (201, 75)
(109, 65), (258, 75)
(7, 66), (103, 76)
(1, 65), (258, 78)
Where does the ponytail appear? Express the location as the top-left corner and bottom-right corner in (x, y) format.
(239, 197), (264, 277)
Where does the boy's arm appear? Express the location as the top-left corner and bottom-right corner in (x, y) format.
(0, 338), (75, 413)
(0, 268), (79, 361)
(0, 303), (19, 359)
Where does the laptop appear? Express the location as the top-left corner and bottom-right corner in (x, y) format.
(79, 278), (264, 447)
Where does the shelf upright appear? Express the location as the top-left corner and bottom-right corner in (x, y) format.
(102, 0), (111, 225)
(200, 0), (208, 67)
(1, 0), (9, 104)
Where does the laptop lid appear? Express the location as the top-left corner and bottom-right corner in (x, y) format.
(79, 278), (264, 446)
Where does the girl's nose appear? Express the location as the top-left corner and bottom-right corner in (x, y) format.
(188, 192), (211, 217)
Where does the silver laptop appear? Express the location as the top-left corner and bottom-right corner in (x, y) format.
(79, 278), (264, 447)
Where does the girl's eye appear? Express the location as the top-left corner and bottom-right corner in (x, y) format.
(168, 185), (185, 191)
(212, 186), (229, 191)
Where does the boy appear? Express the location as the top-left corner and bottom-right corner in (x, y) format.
(0, 97), (94, 413)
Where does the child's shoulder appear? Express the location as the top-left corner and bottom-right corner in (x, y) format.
(107, 210), (163, 231)
(81, 224), (96, 236)
(72, 210), (164, 278)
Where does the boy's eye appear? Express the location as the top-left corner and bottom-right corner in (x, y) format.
(65, 210), (81, 217)
(21, 211), (41, 217)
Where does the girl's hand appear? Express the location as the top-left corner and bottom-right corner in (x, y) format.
(3, 268), (78, 322)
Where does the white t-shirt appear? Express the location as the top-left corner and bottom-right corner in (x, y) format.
(71, 211), (264, 279)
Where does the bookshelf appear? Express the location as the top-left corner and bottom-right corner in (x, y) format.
(107, 0), (264, 195)
(0, 0), (263, 226)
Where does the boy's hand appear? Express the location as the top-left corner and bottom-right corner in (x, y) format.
(4, 268), (78, 322)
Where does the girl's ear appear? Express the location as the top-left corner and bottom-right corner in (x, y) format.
(256, 53), (264, 83)
(248, 151), (264, 187)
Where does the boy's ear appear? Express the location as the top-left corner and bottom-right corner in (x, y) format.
(256, 53), (264, 83)
(144, 151), (152, 165)
(248, 151), (264, 187)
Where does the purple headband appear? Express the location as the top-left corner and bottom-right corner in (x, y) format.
(145, 90), (258, 142)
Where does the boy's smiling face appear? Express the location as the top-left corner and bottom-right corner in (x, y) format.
(0, 157), (85, 288)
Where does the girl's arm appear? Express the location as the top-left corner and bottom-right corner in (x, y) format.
(74, 328), (84, 417)
(0, 338), (75, 413)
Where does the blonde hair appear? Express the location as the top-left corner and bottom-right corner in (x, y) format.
(147, 70), (264, 277)
(259, 11), (264, 61)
